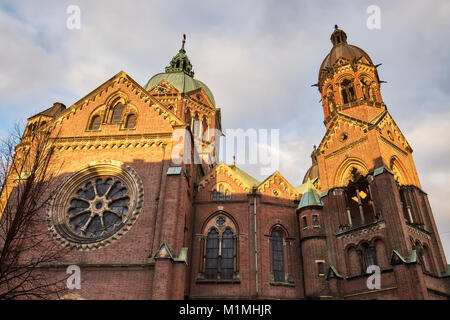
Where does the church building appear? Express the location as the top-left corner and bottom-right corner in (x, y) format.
(9, 26), (450, 299)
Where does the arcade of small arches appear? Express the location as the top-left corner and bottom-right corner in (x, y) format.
(345, 238), (388, 277)
(345, 236), (436, 278)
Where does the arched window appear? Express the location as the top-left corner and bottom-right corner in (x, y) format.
(271, 231), (285, 282)
(205, 229), (219, 279)
(89, 115), (101, 130)
(125, 114), (137, 129)
(111, 103), (124, 124)
(340, 78), (356, 104)
(347, 246), (361, 276)
(199, 214), (238, 281)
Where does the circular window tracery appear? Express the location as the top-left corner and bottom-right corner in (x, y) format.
(48, 160), (143, 250)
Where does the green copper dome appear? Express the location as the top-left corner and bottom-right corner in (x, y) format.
(143, 35), (216, 107)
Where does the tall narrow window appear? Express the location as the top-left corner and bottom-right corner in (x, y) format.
(272, 231), (285, 282)
(317, 261), (325, 276)
(302, 216), (308, 228)
(219, 184), (224, 201)
(312, 215), (319, 227)
(205, 229), (219, 279)
(125, 114), (137, 129)
(340, 78), (356, 104)
(89, 115), (101, 130)
(221, 229), (235, 279)
(111, 103), (124, 124)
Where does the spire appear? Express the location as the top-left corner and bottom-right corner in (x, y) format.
(330, 24), (347, 46)
(165, 34), (195, 77)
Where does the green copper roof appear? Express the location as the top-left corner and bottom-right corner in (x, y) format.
(297, 179), (323, 210)
(230, 165), (260, 187)
(143, 35), (216, 107)
(391, 249), (417, 265)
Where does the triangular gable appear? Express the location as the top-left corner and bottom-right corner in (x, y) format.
(197, 163), (258, 193)
(257, 171), (299, 200)
(53, 71), (185, 128)
(154, 242), (174, 260)
(326, 265), (343, 280)
(186, 88), (215, 110)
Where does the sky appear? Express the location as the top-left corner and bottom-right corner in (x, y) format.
(0, 0), (449, 260)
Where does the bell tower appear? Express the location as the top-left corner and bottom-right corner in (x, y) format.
(313, 25), (420, 191)
(306, 26), (449, 299)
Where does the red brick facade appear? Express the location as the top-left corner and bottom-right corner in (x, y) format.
(5, 27), (450, 300)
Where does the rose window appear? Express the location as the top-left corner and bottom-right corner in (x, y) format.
(68, 178), (130, 237)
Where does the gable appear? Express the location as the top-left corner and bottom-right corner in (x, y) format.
(317, 115), (367, 155)
(186, 88), (215, 109)
(375, 112), (412, 152)
(257, 171), (299, 200)
(148, 80), (179, 96)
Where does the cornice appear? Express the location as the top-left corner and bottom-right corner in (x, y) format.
(51, 133), (171, 151)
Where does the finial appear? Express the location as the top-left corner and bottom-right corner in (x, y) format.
(181, 34), (186, 50)
(335, 24), (339, 30)
(233, 154), (236, 166)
